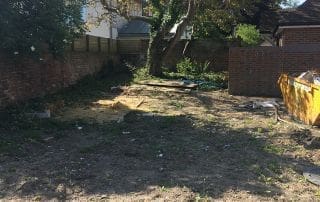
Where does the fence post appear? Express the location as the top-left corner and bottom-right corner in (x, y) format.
(98, 37), (101, 52)
(108, 38), (111, 54)
(86, 35), (89, 52)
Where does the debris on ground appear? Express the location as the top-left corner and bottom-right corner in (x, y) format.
(223, 144), (231, 149)
(137, 79), (198, 89)
(298, 71), (320, 84)
(237, 100), (281, 120)
(136, 99), (145, 108)
(303, 167), (320, 186)
(315, 77), (320, 85)
(117, 117), (124, 123)
(180, 79), (225, 91)
(58, 96), (151, 123)
(254, 100), (280, 120)
(157, 153), (164, 158)
(141, 113), (156, 117)
(110, 86), (123, 93)
(238, 104), (252, 109)
(253, 100), (279, 109)
(25, 109), (51, 119)
(203, 146), (210, 151)
(238, 98), (281, 109)
(4, 77), (320, 201)
(197, 81), (223, 90)
(43, 137), (54, 142)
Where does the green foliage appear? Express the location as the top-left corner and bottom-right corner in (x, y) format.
(103, 0), (286, 75)
(235, 24), (261, 46)
(193, 19), (225, 41)
(193, 0), (259, 40)
(165, 71), (228, 91)
(132, 67), (154, 82)
(176, 57), (209, 76)
(169, 101), (184, 109)
(193, 0), (286, 40)
(263, 144), (285, 155)
(0, 0), (85, 56)
(176, 58), (196, 75)
(197, 73), (227, 90)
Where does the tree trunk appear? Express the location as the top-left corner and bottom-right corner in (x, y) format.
(162, 0), (195, 60)
(147, 0), (196, 76)
(147, 32), (165, 76)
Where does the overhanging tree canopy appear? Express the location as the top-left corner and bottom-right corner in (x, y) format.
(0, 0), (85, 56)
(98, 0), (286, 76)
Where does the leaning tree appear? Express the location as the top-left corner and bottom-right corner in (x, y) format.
(97, 0), (281, 76)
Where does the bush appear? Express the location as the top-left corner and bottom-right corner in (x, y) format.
(0, 0), (85, 56)
(235, 24), (261, 46)
(166, 57), (228, 91)
(132, 67), (153, 82)
(164, 70), (228, 91)
(176, 57), (209, 76)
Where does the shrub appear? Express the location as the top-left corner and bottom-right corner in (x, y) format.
(235, 24), (261, 46)
(133, 67), (153, 82)
(0, 0), (85, 56)
(176, 57), (209, 76)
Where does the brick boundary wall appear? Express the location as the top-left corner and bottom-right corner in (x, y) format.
(0, 51), (114, 108)
(229, 45), (320, 97)
(0, 35), (120, 108)
(280, 28), (320, 47)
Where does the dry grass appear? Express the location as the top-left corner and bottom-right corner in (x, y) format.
(1, 76), (320, 201)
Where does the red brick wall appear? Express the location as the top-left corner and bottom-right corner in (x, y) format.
(229, 45), (320, 97)
(229, 47), (281, 96)
(0, 51), (110, 108)
(280, 28), (320, 46)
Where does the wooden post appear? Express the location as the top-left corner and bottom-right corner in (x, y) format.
(108, 38), (111, 54)
(86, 35), (89, 52)
(98, 37), (101, 52)
(71, 40), (75, 51)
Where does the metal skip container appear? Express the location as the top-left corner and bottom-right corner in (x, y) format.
(278, 73), (320, 126)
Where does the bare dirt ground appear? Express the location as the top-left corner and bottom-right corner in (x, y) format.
(1, 75), (320, 201)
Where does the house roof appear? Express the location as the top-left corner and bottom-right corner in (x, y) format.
(278, 0), (320, 26)
(258, 9), (280, 34)
(118, 20), (150, 38)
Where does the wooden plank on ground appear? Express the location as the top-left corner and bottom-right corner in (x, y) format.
(136, 80), (198, 89)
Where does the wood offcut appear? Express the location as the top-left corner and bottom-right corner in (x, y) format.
(136, 80), (198, 90)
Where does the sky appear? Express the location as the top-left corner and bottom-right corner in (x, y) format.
(283, 0), (306, 7)
(296, 0), (306, 4)
(282, 0), (306, 8)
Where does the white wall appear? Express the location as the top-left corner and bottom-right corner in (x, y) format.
(114, 0), (143, 30)
(84, 0), (115, 39)
(83, 0), (143, 39)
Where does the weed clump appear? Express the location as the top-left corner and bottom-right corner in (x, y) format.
(164, 57), (228, 90)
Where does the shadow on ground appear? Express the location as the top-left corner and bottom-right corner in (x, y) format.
(0, 111), (316, 200)
(0, 72), (318, 200)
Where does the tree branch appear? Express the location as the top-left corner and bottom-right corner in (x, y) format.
(99, 1), (154, 24)
(162, 0), (196, 57)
